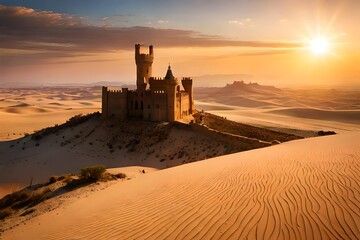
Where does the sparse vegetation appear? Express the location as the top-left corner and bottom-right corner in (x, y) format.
(0, 209), (12, 220)
(20, 208), (35, 216)
(0, 167), (127, 222)
(193, 112), (302, 142)
(318, 130), (336, 136)
(80, 165), (106, 181)
(0, 187), (52, 212)
(48, 175), (66, 185)
(113, 173), (127, 179)
(30, 112), (101, 141)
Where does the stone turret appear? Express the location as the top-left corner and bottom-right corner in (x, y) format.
(164, 65), (178, 122)
(182, 77), (194, 114)
(135, 44), (154, 91)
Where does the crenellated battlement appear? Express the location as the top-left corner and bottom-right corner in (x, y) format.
(107, 89), (122, 93)
(153, 90), (166, 94)
(103, 87), (129, 94)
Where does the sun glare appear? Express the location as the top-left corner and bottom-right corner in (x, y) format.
(309, 37), (330, 55)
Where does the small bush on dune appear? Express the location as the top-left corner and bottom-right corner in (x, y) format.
(0, 209), (12, 220)
(12, 188), (51, 209)
(48, 175), (67, 185)
(0, 191), (29, 210)
(114, 173), (127, 179)
(48, 176), (58, 184)
(20, 208), (35, 216)
(318, 130), (336, 136)
(80, 165), (106, 181)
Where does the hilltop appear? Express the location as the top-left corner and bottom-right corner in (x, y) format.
(0, 112), (305, 198)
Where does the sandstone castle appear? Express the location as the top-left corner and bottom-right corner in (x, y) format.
(102, 44), (194, 122)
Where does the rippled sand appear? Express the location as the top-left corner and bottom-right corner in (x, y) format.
(3, 132), (359, 239)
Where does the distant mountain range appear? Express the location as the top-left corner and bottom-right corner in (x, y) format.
(192, 74), (253, 87)
(195, 81), (281, 95)
(222, 81), (281, 94)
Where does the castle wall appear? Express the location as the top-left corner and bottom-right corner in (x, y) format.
(148, 92), (168, 121)
(125, 90), (169, 121)
(127, 91), (143, 118)
(149, 78), (168, 92)
(106, 88), (128, 119)
(180, 92), (190, 117)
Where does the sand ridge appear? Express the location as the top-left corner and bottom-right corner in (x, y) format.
(2, 131), (359, 239)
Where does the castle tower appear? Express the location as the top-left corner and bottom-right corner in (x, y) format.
(164, 65), (178, 122)
(135, 44), (154, 91)
(181, 77), (194, 114)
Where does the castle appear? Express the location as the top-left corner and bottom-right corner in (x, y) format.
(102, 44), (194, 122)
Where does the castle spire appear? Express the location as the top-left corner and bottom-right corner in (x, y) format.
(164, 64), (175, 80)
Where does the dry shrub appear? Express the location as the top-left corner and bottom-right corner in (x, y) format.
(0, 191), (29, 210)
(80, 165), (106, 181)
(114, 173), (127, 179)
(0, 209), (12, 220)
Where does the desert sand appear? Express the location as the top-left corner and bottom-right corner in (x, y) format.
(2, 131), (359, 239)
(195, 82), (360, 134)
(0, 87), (101, 140)
(1, 84), (359, 239)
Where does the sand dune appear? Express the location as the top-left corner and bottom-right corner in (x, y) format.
(268, 107), (360, 124)
(3, 105), (50, 114)
(196, 82), (360, 111)
(0, 87), (101, 140)
(0, 116), (249, 198)
(194, 82), (360, 134)
(2, 132), (359, 239)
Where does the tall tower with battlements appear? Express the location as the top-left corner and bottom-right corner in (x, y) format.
(135, 44), (154, 91)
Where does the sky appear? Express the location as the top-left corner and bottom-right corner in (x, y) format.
(0, 0), (359, 88)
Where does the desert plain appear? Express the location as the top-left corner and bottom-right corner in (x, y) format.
(0, 82), (359, 239)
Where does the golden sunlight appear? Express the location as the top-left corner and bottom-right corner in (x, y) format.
(309, 37), (330, 55)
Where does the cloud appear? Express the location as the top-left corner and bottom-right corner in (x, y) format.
(0, 5), (303, 64)
(101, 16), (110, 21)
(228, 18), (253, 26)
(157, 20), (169, 24)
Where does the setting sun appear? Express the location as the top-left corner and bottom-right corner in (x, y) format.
(309, 37), (330, 55)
